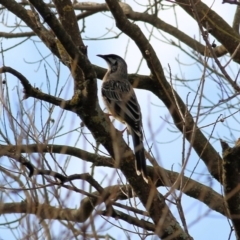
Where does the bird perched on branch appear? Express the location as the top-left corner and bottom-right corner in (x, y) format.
(97, 54), (148, 183)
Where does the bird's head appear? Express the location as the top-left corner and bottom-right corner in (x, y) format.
(97, 54), (128, 77)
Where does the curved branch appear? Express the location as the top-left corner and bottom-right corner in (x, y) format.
(1, 198), (154, 232)
(101, 209), (155, 232)
(0, 66), (73, 111)
(0, 143), (113, 168)
(127, 11), (227, 58)
(0, 200), (94, 223)
(175, 0), (240, 64)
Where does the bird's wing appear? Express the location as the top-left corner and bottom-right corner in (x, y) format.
(102, 78), (148, 183)
(102, 79), (142, 136)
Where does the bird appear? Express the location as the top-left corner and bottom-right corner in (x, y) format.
(97, 54), (148, 183)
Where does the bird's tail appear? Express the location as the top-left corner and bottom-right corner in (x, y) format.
(131, 131), (148, 183)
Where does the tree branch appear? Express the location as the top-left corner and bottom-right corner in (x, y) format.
(0, 31), (35, 38)
(0, 60), (223, 190)
(223, 0), (240, 5)
(175, 0), (240, 64)
(232, 5), (240, 32)
(0, 142), (227, 215)
(0, 66), (73, 111)
(220, 139), (240, 238)
(105, 0), (222, 184)
(127, 10), (227, 58)
(29, 0), (95, 80)
(0, 0), (60, 58)
(102, 208), (155, 232)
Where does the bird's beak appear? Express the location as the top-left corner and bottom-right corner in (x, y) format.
(97, 54), (105, 59)
(97, 54), (110, 65)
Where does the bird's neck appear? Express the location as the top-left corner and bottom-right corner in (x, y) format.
(104, 69), (128, 80)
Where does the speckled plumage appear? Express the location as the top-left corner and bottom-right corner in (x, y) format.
(97, 54), (148, 183)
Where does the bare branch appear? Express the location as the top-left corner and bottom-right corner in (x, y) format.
(0, 31), (35, 38)
(223, 0), (240, 5)
(176, 0), (240, 64)
(220, 139), (240, 238)
(28, 0), (95, 80)
(128, 11), (227, 58)
(232, 5), (240, 32)
(0, 66), (72, 110)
